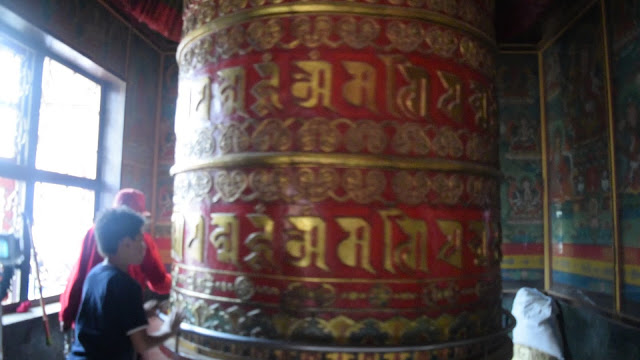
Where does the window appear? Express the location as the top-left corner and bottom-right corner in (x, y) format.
(0, 33), (104, 304)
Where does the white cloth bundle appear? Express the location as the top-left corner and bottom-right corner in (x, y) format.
(511, 287), (564, 360)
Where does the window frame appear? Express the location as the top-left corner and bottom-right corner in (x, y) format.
(0, 13), (126, 310)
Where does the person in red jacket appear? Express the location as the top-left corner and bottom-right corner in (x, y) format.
(59, 188), (172, 334)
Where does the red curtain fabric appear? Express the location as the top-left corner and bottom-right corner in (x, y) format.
(108, 0), (183, 42)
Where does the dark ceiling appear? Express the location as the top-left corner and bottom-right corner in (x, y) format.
(103, 0), (584, 53)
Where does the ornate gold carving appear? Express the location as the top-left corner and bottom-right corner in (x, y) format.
(210, 213), (241, 266)
(291, 54), (335, 110)
(421, 282), (459, 306)
(344, 120), (386, 153)
(336, 17), (380, 49)
(234, 276), (256, 301)
(436, 220), (463, 269)
(251, 118), (293, 151)
(391, 123), (430, 155)
(437, 71), (463, 122)
(180, 117), (486, 162)
(341, 61), (378, 113)
(468, 220), (489, 267)
(244, 212), (277, 271)
(286, 16), (336, 48)
(177, 271), (215, 295)
(432, 127), (464, 157)
(171, 289), (501, 344)
(173, 171), (213, 204)
(182, 0), (217, 36)
(296, 168), (340, 202)
(298, 118), (341, 152)
(368, 284), (392, 306)
(392, 171), (430, 205)
(171, 211), (185, 260)
(282, 283), (336, 309)
(178, 126), (215, 162)
(425, 27), (459, 57)
(178, 15), (494, 77)
(468, 220), (501, 267)
(178, 2), (494, 58)
(431, 174), (464, 204)
(219, 123), (250, 153)
(186, 213), (206, 262)
(336, 217), (375, 274)
(396, 60), (430, 119)
(215, 25), (245, 59)
(468, 81), (497, 130)
(219, 0), (248, 15)
(379, 209), (428, 274)
(182, 0), (493, 38)
(249, 169), (287, 201)
(247, 20), (283, 52)
(285, 216), (329, 271)
(386, 21), (425, 52)
(214, 170), (248, 202)
(191, 76), (212, 122)
(251, 54), (283, 116)
(205, 167), (495, 206)
(180, 37), (214, 74)
(341, 169), (386, 204)
(214, 66), (247, 116)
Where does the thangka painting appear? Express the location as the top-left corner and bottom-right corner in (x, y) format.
(543, 4), (614, 307)
(610, 0), (640, 317)
(496, 53), (544, 287)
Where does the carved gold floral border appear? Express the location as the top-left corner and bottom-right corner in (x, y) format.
(171, 167), (499, 207)
(183, 0), (495, 50)
(170, 290), (503, 344)
(172, 264), (501, 310)
(182, 0), (495, 39)
(174, 118), (498, 166)
(178, 14), (495, 77)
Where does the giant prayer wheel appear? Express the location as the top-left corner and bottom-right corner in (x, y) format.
(168, 0), (513, 359)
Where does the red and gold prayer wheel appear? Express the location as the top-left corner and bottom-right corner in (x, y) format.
(168, 0), (512, 358)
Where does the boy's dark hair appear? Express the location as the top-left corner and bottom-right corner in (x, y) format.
(94, 206), (145, 256)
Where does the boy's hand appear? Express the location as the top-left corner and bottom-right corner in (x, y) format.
(143, 299), (159, 318)
(164, 308), (185, 335)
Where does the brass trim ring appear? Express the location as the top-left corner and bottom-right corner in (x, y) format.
(170, 152), (501, 177)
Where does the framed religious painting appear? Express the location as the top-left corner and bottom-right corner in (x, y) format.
(542, 3), (615, 309)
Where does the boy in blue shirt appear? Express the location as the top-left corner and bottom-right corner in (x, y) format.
(67, 207), (183, 360)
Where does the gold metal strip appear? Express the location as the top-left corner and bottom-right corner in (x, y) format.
(538, 0), (598, 52)
(175, 263), (500, 284)
(170, 153), (501, 177)
(177, 2), (495, 60)
(600, 0), (622, 313)
(538, 51), (551, 291)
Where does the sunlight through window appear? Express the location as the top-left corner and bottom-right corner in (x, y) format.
(0, 44), (27, 162)
(35, 58), (101, 179)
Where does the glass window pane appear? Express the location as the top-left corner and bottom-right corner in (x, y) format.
(0, 177), (25, 304)
(543, 7), (614, 309)
(0, 41), (28, 163)
(36, 57), (101, 179)
(30, 182), (94, 299)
